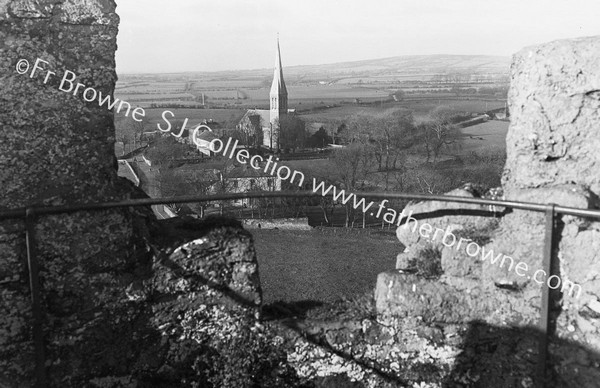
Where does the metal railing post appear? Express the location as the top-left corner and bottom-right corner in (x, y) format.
(25, 208), (46, 388)
(0, 192), (598, 387)
(537, 204), (556, 388)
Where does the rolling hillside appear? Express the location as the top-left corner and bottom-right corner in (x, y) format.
(118, 54), (510, 86)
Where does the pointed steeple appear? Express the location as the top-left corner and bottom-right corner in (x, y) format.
(270, 37), (287, 97)
(266, 36), (288, 150)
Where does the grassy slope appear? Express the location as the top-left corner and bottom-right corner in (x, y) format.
(458, 120), (509, 153)
(299, 99), (506, 123)
(251, 228), (400, 304)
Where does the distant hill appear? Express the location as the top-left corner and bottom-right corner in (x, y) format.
(189, 54), (511, 80)
(117, 54), (511, 92)
(283, 54), (511, 76)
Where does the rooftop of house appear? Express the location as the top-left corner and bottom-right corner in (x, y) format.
(194, 130), (219, 142)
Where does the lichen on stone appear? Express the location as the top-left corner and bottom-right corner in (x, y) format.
(58, 0), (111, 25)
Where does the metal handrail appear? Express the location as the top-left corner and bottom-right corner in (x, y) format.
(3, 190), (600, 220)
(3, 190), (600, 388)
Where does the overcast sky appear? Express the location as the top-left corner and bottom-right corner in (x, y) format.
(115, 0), (600, 74)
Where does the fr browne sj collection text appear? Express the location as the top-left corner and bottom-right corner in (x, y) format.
(15, 57), (208, 139)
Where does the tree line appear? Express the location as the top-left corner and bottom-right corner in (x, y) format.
(296, 106), (503, 227)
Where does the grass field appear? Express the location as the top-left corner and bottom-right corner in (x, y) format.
(116, 77), (393, 111)
(115, 71), (507, 124)
(251, 228), (400, 304)
(458, 120), (509, 153)
(299, 99), (506, 123)
(115, 107), (247, 130)
(246, 85), (388, 100)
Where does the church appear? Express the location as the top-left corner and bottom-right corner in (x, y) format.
(237, 38), (292, 150)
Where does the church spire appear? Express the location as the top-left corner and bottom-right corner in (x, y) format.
(267, 35), (288, 150)
(270, 36), (287, 99)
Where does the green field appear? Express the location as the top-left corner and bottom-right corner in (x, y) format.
(299, 99), (506, 124)
(115, 107), (246, 130)
(116, 75), (393, 111)
(458, 120), (509, 153)
(115, 69), (507, 124)
(245, 85), (388, 101)
(252, 228), (400, 304)
(298, 104), (403, 123)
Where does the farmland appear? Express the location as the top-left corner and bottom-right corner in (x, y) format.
(115, 54), (510, 118)
(298, 98), (506, 124)
(114, 107), (247, 132)
(115, 81), (396, 111)
(459, 120), (509, 153)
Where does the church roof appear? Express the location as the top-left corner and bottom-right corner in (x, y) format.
(270, 38), (287, 97)
(243, 109), (271, 128)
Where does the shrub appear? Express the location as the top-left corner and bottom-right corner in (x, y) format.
(453, 220), (500, 247)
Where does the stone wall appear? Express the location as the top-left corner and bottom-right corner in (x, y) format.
(0, 2), (265, 386)
(376, 36), (600, 387)
(1, 1), (132, 385)
(489, 37), (600, 348)
(242, 217), (312, 230)
(500, 36), (600, 314)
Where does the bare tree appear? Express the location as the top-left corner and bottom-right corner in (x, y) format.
(340, 111), (417, 191)
(422, 106), (462, 162)
(416, 176), (436, 194)
(372, 110), (417, 170)
(331, 143), (375, 227)
(343, 111), (416, 170)
(125, 115), (148, 150)
(158, 169), (215, 216)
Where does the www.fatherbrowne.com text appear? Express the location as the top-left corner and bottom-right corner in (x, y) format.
(206, 137), (582, 299)
(15, 57), (582, 299)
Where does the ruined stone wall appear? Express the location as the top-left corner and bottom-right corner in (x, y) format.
(0, 2), (262, 386)
(485, 37), (600, 343)
(0, 0), (135, 385)
(377, 36), (600, 387)
(499, 37), (600, 313)
(503, 37), (600, 194)
(497, 36), (600, 374)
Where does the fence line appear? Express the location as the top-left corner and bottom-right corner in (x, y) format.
(2, 190), (600, 388)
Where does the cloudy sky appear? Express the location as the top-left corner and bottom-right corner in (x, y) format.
(115, 0), (600, 74)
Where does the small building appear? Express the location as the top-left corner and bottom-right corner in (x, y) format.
(209, 164), (282, 208)
(190, 128), (219, 156)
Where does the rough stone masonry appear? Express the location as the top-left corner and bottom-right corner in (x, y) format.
(376, 36), (600, 386)
(1, 1), (262, 387)
(1, 0), (133, 384)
